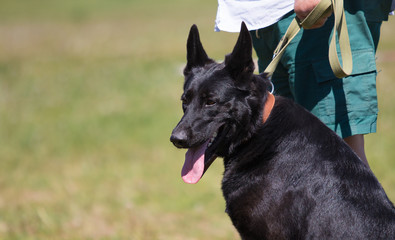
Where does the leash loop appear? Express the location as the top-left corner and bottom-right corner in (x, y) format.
(263, 0), (352, 79)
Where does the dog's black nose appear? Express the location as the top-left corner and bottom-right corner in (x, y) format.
(170, 130), (188, 148)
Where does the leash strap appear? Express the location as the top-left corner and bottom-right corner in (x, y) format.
(263, 0), (352, 79)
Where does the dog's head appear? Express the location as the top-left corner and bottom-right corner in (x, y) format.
(170, 22), (270, 184)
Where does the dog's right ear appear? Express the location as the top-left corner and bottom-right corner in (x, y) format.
(184, 25), (214, 76)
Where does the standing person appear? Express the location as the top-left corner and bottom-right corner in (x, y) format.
(215, 0), (393, 167)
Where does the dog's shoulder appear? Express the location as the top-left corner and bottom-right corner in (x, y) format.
(269, 96), (323, 130)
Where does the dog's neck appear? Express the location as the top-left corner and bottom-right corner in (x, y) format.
(262, 92), (275, 123)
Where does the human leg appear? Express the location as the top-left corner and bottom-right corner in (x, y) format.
(367, 21), (383, 51)
(344, 134), (369, 167)
(251, 8), (378, 165)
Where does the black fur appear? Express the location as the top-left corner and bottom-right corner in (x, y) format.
(170, 22), (395, 239)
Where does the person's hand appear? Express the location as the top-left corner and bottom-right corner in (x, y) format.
(294, 0), (332, 29)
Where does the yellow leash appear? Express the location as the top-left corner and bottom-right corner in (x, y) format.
(264, 0), (352, 79)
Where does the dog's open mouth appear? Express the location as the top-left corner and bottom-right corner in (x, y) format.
(181, 126), (228, 184)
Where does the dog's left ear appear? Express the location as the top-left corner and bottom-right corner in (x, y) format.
(225, 22), (255, 79)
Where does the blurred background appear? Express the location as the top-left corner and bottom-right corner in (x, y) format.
(0, 0), (393, 239)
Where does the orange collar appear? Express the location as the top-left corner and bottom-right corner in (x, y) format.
(262, 92), (275, 123)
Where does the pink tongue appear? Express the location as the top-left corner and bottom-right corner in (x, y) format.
(181, 141), (209, 184)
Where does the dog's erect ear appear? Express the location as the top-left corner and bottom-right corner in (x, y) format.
(184, 25), (214, 75)
(225, 22), (254, 79)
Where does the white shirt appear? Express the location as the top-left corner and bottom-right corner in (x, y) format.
(215, 0), (294, 32)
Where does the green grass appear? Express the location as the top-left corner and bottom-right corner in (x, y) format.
(0, 0), (394, 239)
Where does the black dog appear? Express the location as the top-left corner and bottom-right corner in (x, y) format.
(170, 22), (395, 239)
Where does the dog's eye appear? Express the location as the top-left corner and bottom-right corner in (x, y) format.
(181, 96), (188, 105)
(205, 100), (216, 107)
(181, 100), (187, 111)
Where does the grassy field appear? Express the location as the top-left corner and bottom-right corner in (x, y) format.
(0, 1), (394, 239)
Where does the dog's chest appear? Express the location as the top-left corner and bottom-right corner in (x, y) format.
(222, 181), (290, 239)
(221, 169), (272, 231)
(221, 161), (306, 239)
